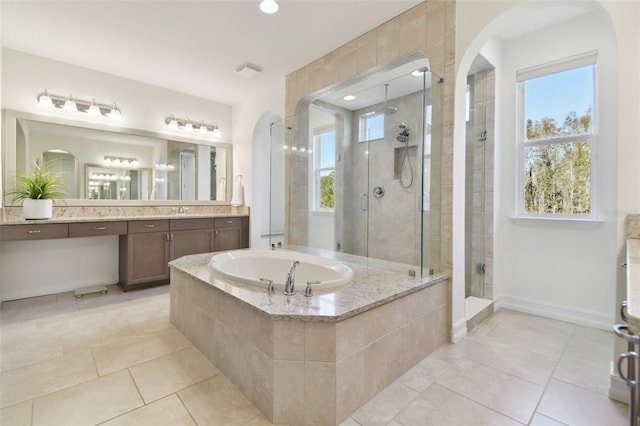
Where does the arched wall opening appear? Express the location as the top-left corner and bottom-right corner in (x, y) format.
(251, 111), (283, 249)
(451, 0), (619, 342)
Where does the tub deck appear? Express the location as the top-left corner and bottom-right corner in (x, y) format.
(170, 248), (448, 425)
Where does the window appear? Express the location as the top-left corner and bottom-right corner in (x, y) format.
(313, 126), (335, 211)
(358, 112), (384, 142)
(517, 51), (597, 217)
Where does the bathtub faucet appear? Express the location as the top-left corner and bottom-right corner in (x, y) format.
(283, 260), (300, 296)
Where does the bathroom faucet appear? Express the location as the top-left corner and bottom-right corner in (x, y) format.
(283, 260), (300, 296)
(176, 206), (188, 215)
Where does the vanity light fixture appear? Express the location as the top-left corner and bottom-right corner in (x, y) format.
(37, 90), (122, 120)
(165, 115), (222, 138)
(259, 0), (278, 14)
(104, 155), (139, 166)
(155, 163), (175, 171)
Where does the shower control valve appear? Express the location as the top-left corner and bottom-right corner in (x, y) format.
(373, 185), (385, 198)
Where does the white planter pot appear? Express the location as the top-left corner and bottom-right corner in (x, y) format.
(23, 199), (53, 220)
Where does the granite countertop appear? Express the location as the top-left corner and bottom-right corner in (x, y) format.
(0, 213), (249, 226)
(169, 247), (448, 322)
(627, 238), (640, 332)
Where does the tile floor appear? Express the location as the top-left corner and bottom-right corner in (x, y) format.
(0, 284), (628, 426)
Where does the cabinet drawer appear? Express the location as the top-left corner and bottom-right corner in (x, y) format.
(214, 217), (242, 228)
(69, 221), (127, 238)
(170, 218), (214, 231)
(0, 223), (69, 241)
(128, 220), (169, 234)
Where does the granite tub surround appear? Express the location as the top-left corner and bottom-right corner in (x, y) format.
(170, 248), (448, 424)
(0, 205), (249, 224)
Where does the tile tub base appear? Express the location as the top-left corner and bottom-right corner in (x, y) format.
(170, 268), (448, 425)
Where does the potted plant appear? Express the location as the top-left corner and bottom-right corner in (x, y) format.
(11, 160), (65, 220)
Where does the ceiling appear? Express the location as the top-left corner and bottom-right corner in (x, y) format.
(1, 0), (422, 106)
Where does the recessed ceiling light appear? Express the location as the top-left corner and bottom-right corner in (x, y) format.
(343, 95), (356, 101)
(260, 0), (278, 14)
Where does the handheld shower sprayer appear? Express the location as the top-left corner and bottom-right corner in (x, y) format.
(397, 122), (410, 143)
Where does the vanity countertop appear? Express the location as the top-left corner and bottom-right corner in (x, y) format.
(0, 213), (249, 226)
(169, 247), (448, 322)
(626, 238), (640, 332)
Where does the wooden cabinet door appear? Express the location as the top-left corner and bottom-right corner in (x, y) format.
(214, 226), (243, 251)
(171, 229), (215, 260)
(123, 231), (170, 286)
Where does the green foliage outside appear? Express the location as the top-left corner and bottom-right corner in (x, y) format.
(320, 170), (335, 209)
(524, 109), (592, 215)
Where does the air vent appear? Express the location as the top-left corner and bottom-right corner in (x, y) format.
(235, 62), (263, 77)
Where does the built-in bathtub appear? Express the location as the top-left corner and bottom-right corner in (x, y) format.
(170, 247), (448, 425)
(209, 248), (354, 292)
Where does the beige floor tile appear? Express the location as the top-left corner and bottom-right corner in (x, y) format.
(32, 370), (143, 426)
(529, 412), (568, 426)
(456, 337), (557, 386)
(552, 352), (611, 395)
(564, 326), (614, 365)
(1, 331), (64, 372)
(93, 325), (190, 376)
(398, 353), (453, 392)
(178, 374), (262, 425)
(538, 379), (627, 426)
(0, 351), (97, 408)
(129, 346), (219, 403)
(338, 418), (361, 426)
(101, 394), (195, 426)
(480, 321), (570, 359)
(0, 400), (32, 426)
(395, 383), (521, 426)
(435, 357), (544, 424)
(351, 379), (420, 426)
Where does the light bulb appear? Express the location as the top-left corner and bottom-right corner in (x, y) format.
(167, 114), (179, 129)
(184, 119), (193, 132)
(260, 0), (278, 14)
(88, 99), (101, 116)
(199, 121), (208, 134)
(63, 94), (78, 112)
(38, 90), (54, 108)
(109, 103), (121, 120)
(212, 124), (221, 138)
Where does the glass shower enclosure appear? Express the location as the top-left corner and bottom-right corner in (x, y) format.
(270, 56), (443, 278)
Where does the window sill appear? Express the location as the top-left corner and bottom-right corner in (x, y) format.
(509, 216), (604, 229)
(310, 210), (335, 216)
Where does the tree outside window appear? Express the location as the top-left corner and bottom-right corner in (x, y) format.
(518, 53), (596, 217)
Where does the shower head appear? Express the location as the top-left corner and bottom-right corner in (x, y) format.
(399, 122), (408, 129)
(375, 83), (397, 115)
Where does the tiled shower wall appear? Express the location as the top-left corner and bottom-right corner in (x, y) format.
(285, 0), (455, 275)
(464, 69), (494, 300)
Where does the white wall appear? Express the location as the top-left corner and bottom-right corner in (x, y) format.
(453, 0), (639, 340)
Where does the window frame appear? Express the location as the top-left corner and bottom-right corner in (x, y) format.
(311, 125), (336, 213)
(515, 51), (598, 220)
(358, 111), (385, 142)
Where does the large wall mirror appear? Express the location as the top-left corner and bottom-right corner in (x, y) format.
(2, 110), (232, 205)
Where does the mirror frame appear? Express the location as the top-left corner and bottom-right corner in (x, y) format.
(2, 109), (233, 206)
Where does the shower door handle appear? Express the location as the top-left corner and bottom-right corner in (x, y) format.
(360, 193), (368, 211)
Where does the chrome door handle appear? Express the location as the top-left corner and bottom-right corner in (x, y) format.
(27, 230), (41, 234)
(360, 193), (368, 211)
(622, 301), (630, 323)
(618, 352), (639, 387)
(614, 324), (640, 344)
(93, 226), (107, 231)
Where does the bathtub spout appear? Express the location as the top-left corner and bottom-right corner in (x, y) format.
(284, 260), (300, 296)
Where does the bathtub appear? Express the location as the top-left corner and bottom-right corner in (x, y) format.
(209, 248), (354, 292)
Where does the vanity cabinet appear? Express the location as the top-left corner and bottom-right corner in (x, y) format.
(0, 223), (69, 241)
(118, 216), (248, 290)
(214, 217), (244, 251)
(119, 220), (171, 289)
(170, 218), (215, 261)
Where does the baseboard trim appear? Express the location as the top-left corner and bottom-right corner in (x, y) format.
(610, 371), (630, 404)
(494, 295), (614, 331)
(451, 318), (467, 343)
